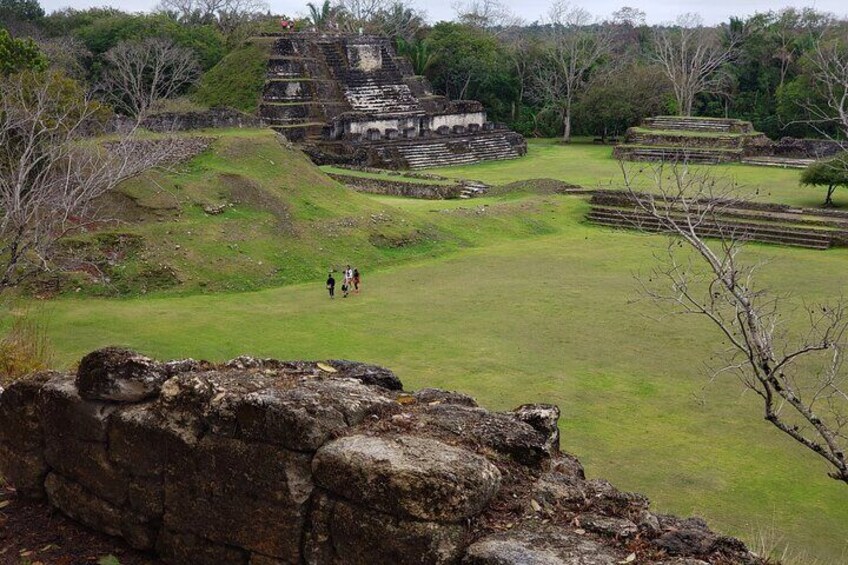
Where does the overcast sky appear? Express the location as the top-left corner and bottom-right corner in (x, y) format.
(38, 0), (848, 25)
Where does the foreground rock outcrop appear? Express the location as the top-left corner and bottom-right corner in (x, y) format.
(0, 348), (759, 565)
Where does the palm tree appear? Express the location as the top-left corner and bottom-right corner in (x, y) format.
(396, 37), (434, 76)
(307, 0), (333, 29)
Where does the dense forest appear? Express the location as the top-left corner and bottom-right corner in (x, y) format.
(2, 0), (847, 142)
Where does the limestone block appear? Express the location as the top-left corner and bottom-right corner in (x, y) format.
(158, 529), (250, 565)
(312, 434), (501, 522)
(413, 387), (478, 407)
(419, 404), (554, 466)
(220, 378), (394, 451)
(108, 404), (194, 479)
(128, 477), (164, 520)
(512, 403), (561, 455)
(324, 359), (403, 390)
(0, 372), (53, 450)
(44, 435), (128, 506)
(304, 493), (465, 565)
(45, 472), (123, 537)
(0, 441), (48, 498)
(462, 527), (620, 565)
(163, 436), (313, 558)
(75, 347), (168, 402)
(40, 375), (118, 442)
(579, 512), (639, 538)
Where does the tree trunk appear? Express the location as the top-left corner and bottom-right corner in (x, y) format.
(562, 108), (571, 143)
(826, 184), (836, 207)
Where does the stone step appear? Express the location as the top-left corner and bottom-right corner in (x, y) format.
(587, 214), (832, 250)
(587, 208), (833, 249)
(591, 204), (838, 237)
(741, 157), (816, 169)
(615, 146), (741, 164)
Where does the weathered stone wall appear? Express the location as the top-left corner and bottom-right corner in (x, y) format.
(0, 348), (758, 565)
(326, 173), (463, 199)
(428, 112), (487, 132)
(110, 108), (263, 134)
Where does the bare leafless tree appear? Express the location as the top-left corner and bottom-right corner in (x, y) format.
(100, 37), (201, 122)
(620, 163), (848, 485)
(0, 71), (173, 290)
(805, 32), (848, 140)
(650, 14), (738, 116)
(529, 2), (613, 142)
(36, 35), (91, 80)
(452, 0), (523, 33)
(157, 0), (268, 34)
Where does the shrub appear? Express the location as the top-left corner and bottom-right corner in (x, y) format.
(0, 309), (54, 386)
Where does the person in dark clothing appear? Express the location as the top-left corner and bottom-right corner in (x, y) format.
(341, 281), (349, 298)
(353, 268), (360, 293)
(326, 273), (335, 298)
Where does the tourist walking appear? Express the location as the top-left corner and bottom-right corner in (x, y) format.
(353, 268), (361, 293)
(326, 273), (335, 299)
(344, 264), (353, 287)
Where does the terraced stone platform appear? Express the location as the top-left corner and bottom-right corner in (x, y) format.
(586, 190), (848, 250)
(258, 32), (526, 169)
(614, 117), (770, 165)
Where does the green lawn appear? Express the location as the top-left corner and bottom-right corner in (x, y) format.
(32, 194), (848, 563)
(429, 139), (845, 209)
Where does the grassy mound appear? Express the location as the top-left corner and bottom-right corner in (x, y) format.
(192, 38), (271, 112)
(44, 129), (579, 298)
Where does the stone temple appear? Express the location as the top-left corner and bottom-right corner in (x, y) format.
(258, 33), (527, 169)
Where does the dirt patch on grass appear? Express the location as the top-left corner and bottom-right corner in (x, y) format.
(220, 173), (294, 234)
(489, 178), (583, 196)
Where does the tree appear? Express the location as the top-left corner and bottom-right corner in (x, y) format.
(0, 0), (44, 23)
(369, 2), (425, 42)
(801, 153), (848, 206)
(396, 37), (434, 75)
(649, 14), (737, 116)
(574, 63), (671, 141)
(452, 0), (522, 32)
(0, 28), (47, 76)
(306, 0), (334, 29)
(100, 37), (201, 121)
(621, 163), (848, 486)
(529, 2), (612, 142)
(425, 22), (502, 101)
(0, 70), (171, 289)
(156, 0), (268, 35)
(805, 32), (848, 139)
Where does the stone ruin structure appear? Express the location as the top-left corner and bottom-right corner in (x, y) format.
(0, 348), (760, 564)
(613, 115), (846, 168)
(613, 116), (772, 164)
(258, 33), (527, 169)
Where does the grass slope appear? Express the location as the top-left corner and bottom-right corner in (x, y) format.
(192, 38), (271, 112)
(52, 130), (578, 297)
(35, 197), (848, 562)
(429, 139), (844, 209)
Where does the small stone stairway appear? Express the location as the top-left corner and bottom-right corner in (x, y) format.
(740, 156), (817, 169)
(458, 181), (489, 199)
(586, 191), (848, 250)
(378, 132), (525, 169)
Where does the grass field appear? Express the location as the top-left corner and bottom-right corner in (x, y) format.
(8, 136), (848, 562)
(430, 139), (845, 209)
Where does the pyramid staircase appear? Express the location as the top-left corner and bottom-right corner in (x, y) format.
(257, 33), (526, 169)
